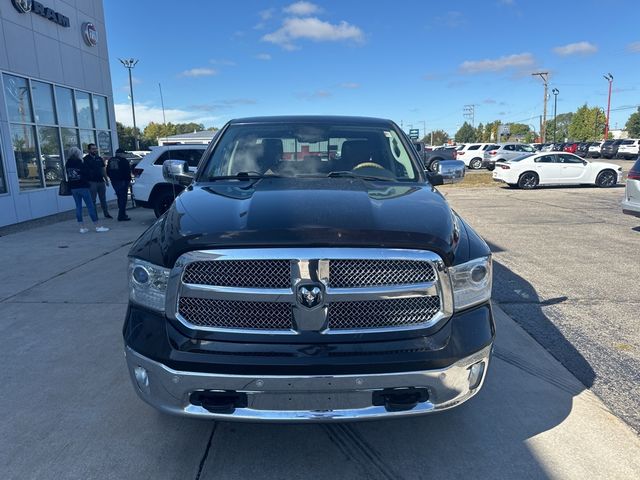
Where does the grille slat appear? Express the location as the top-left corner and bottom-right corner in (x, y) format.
(329, 259), (435, 288)
(328, 297), (441, 330)
(183, 260), (291, 288)
(178, 297), (294, 330)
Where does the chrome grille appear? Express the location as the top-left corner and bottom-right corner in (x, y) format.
(170, 249), (450, 334)
(178, 297), (294, 330)
(329, 259), (436, 288)
(328, 297), (441, 330)
(182, 260), (291, 288)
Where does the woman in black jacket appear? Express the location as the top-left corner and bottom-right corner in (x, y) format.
(65, 147), (109, 233)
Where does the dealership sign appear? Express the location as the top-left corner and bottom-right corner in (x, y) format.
(11, 0), (70, 28)
(82, 22), (98, 46)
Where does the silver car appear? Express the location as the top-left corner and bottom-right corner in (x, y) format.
(483, 143), (536, 170)
(622, 157), (640, 218)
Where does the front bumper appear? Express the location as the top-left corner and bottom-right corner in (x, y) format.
(125, 344), (492, 422)
(622, 199), (640, 217)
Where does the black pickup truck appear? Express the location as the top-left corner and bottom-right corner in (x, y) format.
(412, 141), (458, 172)
(123, 116), (495, 421)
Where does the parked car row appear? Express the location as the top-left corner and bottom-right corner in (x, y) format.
(535, 139), (640, 160)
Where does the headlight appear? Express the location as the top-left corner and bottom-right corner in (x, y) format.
(128, 258), (170, 312)
(449, 256), (492, 311)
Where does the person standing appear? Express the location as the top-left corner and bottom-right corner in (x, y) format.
(65, 147), (109, 233)
(107, 148), (132, 221)
(84, 143), (112, 219)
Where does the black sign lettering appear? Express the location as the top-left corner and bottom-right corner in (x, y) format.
(32, 1), (44, 15)
(16, 1), (71, 28)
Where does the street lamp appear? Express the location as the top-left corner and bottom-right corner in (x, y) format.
(552, 88), (559, 143)
(119, 58), (139, 150)
(603, 73), (613, 140)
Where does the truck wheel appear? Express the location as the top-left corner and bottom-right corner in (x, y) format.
(469, 158), (482, 169)
(153, 192), (176, 218)
(595, 169), (617, 188)
(430, 159), (441, 172)
(518, 172), (539, 189)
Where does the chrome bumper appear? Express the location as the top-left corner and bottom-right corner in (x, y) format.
(124, 345), (492, 422)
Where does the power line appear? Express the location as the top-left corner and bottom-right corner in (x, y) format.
(532, 72), (549, 142)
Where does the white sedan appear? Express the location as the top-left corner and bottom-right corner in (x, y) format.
(492, 152), (623, 189)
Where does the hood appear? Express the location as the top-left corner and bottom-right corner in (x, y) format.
(130, 177), (465, 267)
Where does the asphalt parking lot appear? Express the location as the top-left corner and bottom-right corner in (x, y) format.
(1, 182), (639, 479)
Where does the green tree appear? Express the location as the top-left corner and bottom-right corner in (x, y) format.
(422, 130), (449, 146)
(568, 105), (606, 141)
(482, 120), (501, 142)
(454, 122), (476, 143)
(544, 112), (574, 142)
(116, 122), (138, 151)
(625, 109), (640, 137)
(475, 123), (484, 142)
(509, 123), (530, 137)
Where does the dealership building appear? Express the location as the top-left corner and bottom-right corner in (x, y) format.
(0, 0), (116, 227)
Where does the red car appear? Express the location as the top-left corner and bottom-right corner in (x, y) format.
(563, 142), (579, 154)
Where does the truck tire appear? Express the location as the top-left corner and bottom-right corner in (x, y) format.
(469, 158), (482, 169)
(430, 159), (441, 172)
(518, 172), (539, 189)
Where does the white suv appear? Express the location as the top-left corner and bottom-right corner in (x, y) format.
(616, 139), (639, 160)
(132, 144), (208, 217)
(456, 143), (495, 169)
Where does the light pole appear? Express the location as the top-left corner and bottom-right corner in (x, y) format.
(603, 73), (613, 140)
(119, 58), (139, 149)
(552, 88), (559, 143)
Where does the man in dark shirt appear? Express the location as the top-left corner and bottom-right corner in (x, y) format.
(107, 148), (132, 221)
(84, 143), (112, 219)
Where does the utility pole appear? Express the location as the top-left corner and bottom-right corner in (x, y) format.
(119, 58), (140, 150)
(552, 88), (559, 143)
(158, 83), (166, 125)
(421, 120), (426, 140)
(463, 104), (476, 127)
(603, 73), (613, 140)
(532, 72), (549, 142)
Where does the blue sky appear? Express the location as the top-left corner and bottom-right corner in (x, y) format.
(105, 0), (640, 136)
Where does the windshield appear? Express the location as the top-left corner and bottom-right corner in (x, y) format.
(201, 124), (419, 181)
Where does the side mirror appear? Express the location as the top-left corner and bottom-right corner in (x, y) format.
(428, 160), (465, 185)
(162, 160), (193, 187)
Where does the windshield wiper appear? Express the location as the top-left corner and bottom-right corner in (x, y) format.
(326, 171), (393, 182)
(205, 172), (284, 189)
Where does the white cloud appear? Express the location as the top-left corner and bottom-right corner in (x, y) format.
(553, 41), (597, 56)
(179, 67), (217, 78)
(283, 1), (322, 16)
(627, 41), (640, 53)
(255, 53), (272, 60)
(459, 53), (535, 73)
(339, 82), (360, 89)
(210, 59), (237, 66)
(436, 11), (465, 28)
(259, 8), (275, 21)
(263, 17), (364, 50)
(114, 103), (220, 128)
(297, 90), (332, 100)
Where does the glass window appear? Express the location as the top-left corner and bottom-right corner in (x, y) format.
(558, 154), (583, 164)
(10, 124), (42, 190)
(93, 95), (109, 130)
(202, 124), (418, 181)
(3, 74), (34, 123)
(0, 139), (7, 194)
(38, 126), (63, 187)
(75, 91), (94, 128)
(535, 155), (555, 163)
(504, 145), (515, 151)
(31, 81), (57, 125)
(55, 86), (76, 126)
(96, 131), (113, 158)
(61, 128), (80, 156)
(79, 130), (96, 153)
(170, 149), (205, 168)
(468, 145), (480, 150)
